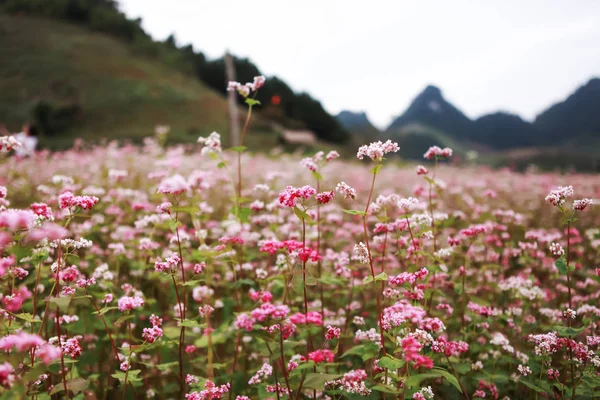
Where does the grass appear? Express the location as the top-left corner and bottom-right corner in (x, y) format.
(0, 13), (281, 150)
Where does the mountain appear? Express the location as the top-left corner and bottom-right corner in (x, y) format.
(336, 111), (380, 136)
(473, 112), (542, 150)
(387, 79), (600, 155)
(0, 2), (348, 147)
(534, 78), (600, 144)
(386, 85), (475, 141)
(0, 13), (265, 150)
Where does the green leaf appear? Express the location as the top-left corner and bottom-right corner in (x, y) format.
(555, 256), (568, 275)
(312, 170), (323, 181)
(115, 315), (135, 326)
(217, 161), (227, 169)
(378, 355), (404, 370)
(47, 297), (71, 313)
(303, 373), (341, 390)
(93, 306), (118, 315)
(520, 379), (547, 393)
(370, 164), (382, 175)
(293, 206), (311, 221)
(374, 272), (388, 281)
(406, 368), (462, 393)
(232, 205), (251, 223)
(14, 313), (40, 323)
(305, 275), (318, 286)
(245, 98), (261, 106)
(111, 370), (142, 382)
(179, 320), (205, 328)
(229, 146), (247, 153)
(49, 378), (89, 395)
(552, 325), (586, 337)
(363, 276), (374, 285)
(342, 209), (366, 216)
(319, 275), (343, 285)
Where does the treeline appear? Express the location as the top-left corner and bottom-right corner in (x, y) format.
(0, 0), (348, 143)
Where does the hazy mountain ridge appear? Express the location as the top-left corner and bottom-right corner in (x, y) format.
(337, 79), (600, 155)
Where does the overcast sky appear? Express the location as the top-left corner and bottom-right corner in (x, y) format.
(119, 0), (600, 129)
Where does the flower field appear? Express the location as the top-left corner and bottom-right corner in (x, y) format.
(1, 81), (600, 399)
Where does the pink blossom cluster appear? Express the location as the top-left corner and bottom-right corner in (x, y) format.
(142, 314), (164, 343)
(356, 140), (400, 161)
(227, 75), (265, 97)
(117, 295), (145, 312)
(423, 146), (453, 159)
(278, 185), (316, 207)
(185, 380), (230, 400)
(58, 191), (99, 210)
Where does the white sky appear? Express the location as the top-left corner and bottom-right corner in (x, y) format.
(119, 0), (600, 130)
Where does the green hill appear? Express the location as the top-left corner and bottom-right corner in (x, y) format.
(0, 13), (278, 149)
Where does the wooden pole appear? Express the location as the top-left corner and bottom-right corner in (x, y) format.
(225, 51), (241, 147)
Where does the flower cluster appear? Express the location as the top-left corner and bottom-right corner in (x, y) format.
(356, 140), (400, 161)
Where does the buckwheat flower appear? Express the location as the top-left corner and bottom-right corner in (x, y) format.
(547, 368), (560, 380)
(424, 146), (453, 159)
(353, 316), (365, 325)
(248, 362), (273, 384)
(120, 360), (130, 371)
(336, 182), (356, 199)
(472, 361), (484, 370)
(398, 197), (419, 211)
(278, 185), (316, 208)
(316, 191), (335, 204)
(416, 165), (429, 175)
(118, 296), (145, 312)
(142, 325), (163, 343)
(186, 374), (199, 385)
(157, 174), (190, 195)
(0, 362), (15, 388)
(197, 131), (223, 155)
(227, 81), (241, 92)
(517, 364), (531, 376)
(573, 198), (592, 211)
(0, 135), (22, 151)
(413, 386), (434, 400)
(563, 308), (577, 319)
(357, 140), (400, 161)
(62, 337), (82, 358)
(325, 325), (341, 340)
(0, 186), (6, 199)
(545, 185), (574, 206)
(300, 157), (318, 171)
(354, 242), (369, 264)
(326, 150), (340, 161)
(549, 242), (564, 257)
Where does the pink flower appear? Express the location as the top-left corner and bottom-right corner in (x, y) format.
(58, 191), (99, 210)
(316, 191), (335, 204)
(308, 349), (335, 363)
(30, 203), (53, 219)
(278, 185), (316, 208)
(424, 146), (453, 159)
(157, 175), (190, 195)
(416, 165), (429, 175)
(545, 186), (573, 207)
(357, 140), (400, 161)
(325, 325), (341, 340)
(335, 182), (357, 199)
(117, 296), (145, 312)
(573, 198), (592, 211)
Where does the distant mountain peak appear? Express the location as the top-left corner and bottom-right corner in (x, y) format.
(386, 84), (473, 139)
(336, 110), (380, 135)
(421, 84), (442, 97)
